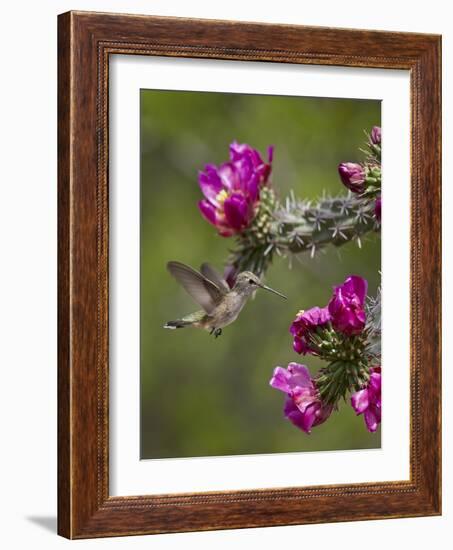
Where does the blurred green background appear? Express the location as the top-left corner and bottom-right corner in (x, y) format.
(140, 90), (381, 459)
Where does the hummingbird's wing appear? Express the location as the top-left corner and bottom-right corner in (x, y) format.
(167, 261), (224, 314)
(200, 263), (229, 293)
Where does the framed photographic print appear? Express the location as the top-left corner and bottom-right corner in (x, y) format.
(58, 11), (441, 539)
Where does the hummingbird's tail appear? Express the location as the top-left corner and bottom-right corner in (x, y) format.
(163, 319), (191, 330)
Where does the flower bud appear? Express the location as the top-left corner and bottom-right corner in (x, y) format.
(338, 162), (366, 193)
(370, 126), (381, 145)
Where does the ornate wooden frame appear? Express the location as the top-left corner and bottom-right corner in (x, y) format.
(58, 10), (441, 539)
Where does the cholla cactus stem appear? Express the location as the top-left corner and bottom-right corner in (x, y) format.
(229, 192), (379, 276)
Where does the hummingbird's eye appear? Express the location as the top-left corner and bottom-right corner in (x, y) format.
(248, 279), (255, 285)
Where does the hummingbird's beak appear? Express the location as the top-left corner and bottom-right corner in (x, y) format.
(260, 284), (287, 299)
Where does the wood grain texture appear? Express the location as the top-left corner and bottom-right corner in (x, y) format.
(57, 10), (442, 539)
(57, 11), (71, 538)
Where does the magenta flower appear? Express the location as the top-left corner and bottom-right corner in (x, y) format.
(328, 275), (367, 335)
(338, 162), (366, 194)
(375, 197), (381, 222)
(290, 306), (331, 355)
(370, 126), (381, 145)
(198, 142), (273, 236)
(270, 363), (332, 433)
(230, 141), (274, 185)
(351, 367), (381, 432)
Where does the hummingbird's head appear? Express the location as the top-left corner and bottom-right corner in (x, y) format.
(233, 272), (287, 299)
(234, 271), (262, 295)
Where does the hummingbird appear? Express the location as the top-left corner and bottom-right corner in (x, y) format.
(163, 261), (287, 337)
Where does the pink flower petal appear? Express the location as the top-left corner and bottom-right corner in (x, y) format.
(198, 165), (222, 203)
(287, 363), (312, 387)
(217, 162), (239, 190)
(223, 194), (249, 230)
(351, 388), (370, 414)
(343, 275), (368, 304)
(328, 275), (368, 335)
(198, 200), (217, 226)
(283, 398), (313, 434)
(364, 407), (379, 432)
(269, 367), (292, 394)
